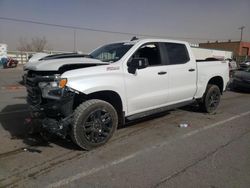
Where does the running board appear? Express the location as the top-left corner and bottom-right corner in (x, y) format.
(126, 100), (195, 121)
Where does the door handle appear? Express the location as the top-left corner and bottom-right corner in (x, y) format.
(188, 68), (195, 72)
(158, 71), (167, 75)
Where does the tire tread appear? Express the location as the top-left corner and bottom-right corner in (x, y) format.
(72, 99), (117, 150)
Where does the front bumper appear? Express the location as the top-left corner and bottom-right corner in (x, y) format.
(30, 92), (74, 116)
(24, 72), (76, 138)
(28, 92), (74, 138)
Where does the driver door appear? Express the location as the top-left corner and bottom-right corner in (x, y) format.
(124, 43), (170, 115)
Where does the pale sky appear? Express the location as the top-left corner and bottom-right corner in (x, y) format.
(0, 0), (249, 52)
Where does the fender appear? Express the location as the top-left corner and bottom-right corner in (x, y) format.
(62, 63), (128, 113)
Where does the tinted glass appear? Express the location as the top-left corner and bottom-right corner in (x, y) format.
(132, 43), (161, 66)
(164, 43), (190, 64)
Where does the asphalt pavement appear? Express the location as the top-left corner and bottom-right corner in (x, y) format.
(0, 66), (250, 188)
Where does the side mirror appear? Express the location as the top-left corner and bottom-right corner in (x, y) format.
(127, 58), (149, 74)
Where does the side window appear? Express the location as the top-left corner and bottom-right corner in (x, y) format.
(164, 43), (190, 64)
(132, 43), (161, 66)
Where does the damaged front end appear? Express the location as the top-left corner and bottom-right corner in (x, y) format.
(25, 71), (75, 138)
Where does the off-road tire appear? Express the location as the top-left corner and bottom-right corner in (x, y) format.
(199, 84), (221, 113)
(71, 99), (118, 150)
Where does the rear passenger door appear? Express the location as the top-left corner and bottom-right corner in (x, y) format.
(162, 43), (197, 104)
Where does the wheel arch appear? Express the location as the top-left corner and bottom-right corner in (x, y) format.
(207, 76), (224, 94)
(73, 90), (125, 126)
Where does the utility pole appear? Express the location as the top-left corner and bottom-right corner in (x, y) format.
(73, 29), (77, 52)
(238, 26), (245, 41)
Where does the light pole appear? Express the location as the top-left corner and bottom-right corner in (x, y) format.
(73, 29), (77, 52)
(238, 26), (245, 41)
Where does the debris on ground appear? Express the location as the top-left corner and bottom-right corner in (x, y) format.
(179, 123), (189, 128)
(23, 148), (42, 153)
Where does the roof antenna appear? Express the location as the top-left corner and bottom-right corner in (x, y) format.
(131, 36), (138, 41)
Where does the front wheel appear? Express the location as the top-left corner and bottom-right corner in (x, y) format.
(198, 84), (221, 113)
(71, 99), (118, 150)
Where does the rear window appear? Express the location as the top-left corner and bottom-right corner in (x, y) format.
(164, 43), (190, 64)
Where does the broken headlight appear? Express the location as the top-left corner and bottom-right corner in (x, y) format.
(38, 76), (68, 100)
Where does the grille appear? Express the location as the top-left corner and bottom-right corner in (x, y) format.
(26, 76), (41, 106)
(25, 71), (58, 106)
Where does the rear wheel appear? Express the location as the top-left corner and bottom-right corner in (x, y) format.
(199, 84), (221, 113)
(71, 99), (118, 150)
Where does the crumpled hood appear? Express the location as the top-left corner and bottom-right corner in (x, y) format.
(23, 57), (108, 71)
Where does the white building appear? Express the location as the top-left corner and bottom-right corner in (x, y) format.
(0, 43), (7, 58)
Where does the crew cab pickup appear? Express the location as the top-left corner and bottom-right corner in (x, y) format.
(23, 38), (229, 150)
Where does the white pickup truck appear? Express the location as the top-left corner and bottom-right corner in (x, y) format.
(23, 38), (229, 150)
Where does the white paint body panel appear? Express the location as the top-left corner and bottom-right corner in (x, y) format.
(195, 60), (229, 98)
(27, 39), (230, 117)
(24, 57), (106, 71)
(62, 63), (128, 113)
(192, 47), (232, 60)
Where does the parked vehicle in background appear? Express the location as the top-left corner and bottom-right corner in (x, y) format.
(6, 57), (18, 68)
(226, 58), (238, 78)
(231, 67), (250, 91)
(227, 58), (238, 71)
(0, 43), (8, 69)
(23, 38), (229, 150)
(24, 52), (87, 70)
(0, 43), (7, 57)
(239, 60), (250, 69)
(27, 53), (49, 63)
(0, 57), (18, 69)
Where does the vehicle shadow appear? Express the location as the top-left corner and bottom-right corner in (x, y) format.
(0, 102), (204, 152)
(0, 104), (172, 149)
(123, 111), (171, 128)
(0, 104), (80, 151)
(122, 102), (206, 128)
(179, 102), (204, 113)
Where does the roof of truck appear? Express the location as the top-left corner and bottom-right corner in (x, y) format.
(118, 38), (189, 45)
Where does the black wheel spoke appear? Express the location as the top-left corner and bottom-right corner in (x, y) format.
(95, 110), (102, 119)
(102, 123), (112, 132)
(83, 108), (113, 144)
(96, 134), (103, 143)
(72, 99), (118, 150)
(214, 99), (219, 104)
(85, 126), (92, 133)
(208, 89), (220, 109)
(89, 114), (95, 121)
(85, 121), (93, 127)
(99, 131), (109, 139)
(101, 114), (111, 125)
(89, 131), (95, 142)
(92, 133), (98, 143)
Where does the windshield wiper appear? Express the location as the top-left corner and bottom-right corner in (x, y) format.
(84, 54), (94, 58)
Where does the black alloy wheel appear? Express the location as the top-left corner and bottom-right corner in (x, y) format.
(72, 99), (118, 150)
(207, 89), (220, 111)
(199, 84), (221, 113)
(83, 108), (113, 144)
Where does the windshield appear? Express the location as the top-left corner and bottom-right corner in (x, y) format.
(90, 43), (134, 62)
